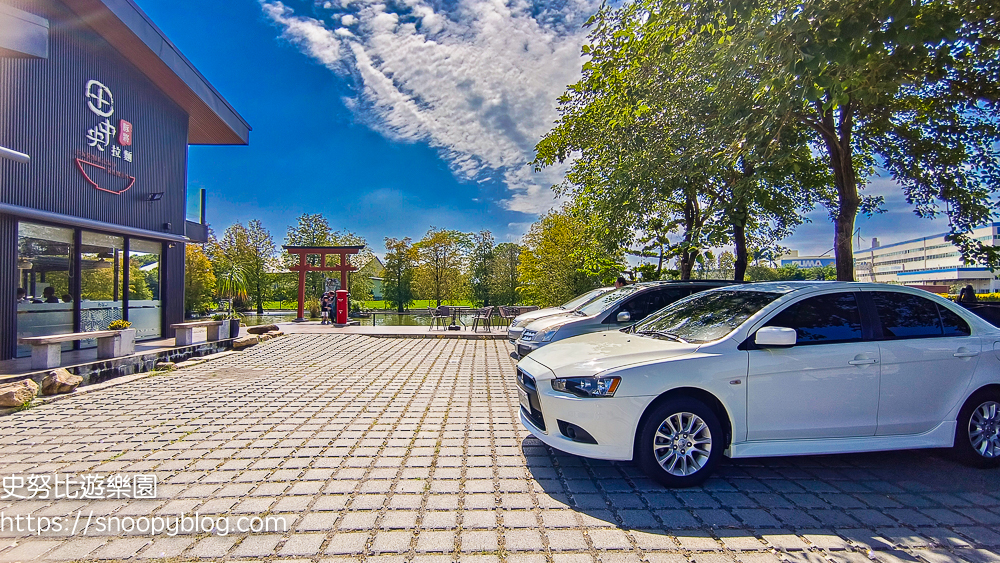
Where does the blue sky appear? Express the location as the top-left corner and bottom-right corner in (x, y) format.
(136, 0), (951, 258)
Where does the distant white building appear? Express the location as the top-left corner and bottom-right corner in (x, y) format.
(854, 223), (1000, 292)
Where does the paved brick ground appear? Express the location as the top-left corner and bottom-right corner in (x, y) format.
(1, 334), (1000, 562)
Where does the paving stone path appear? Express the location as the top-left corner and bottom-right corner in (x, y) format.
(1, 334), (1000, 563)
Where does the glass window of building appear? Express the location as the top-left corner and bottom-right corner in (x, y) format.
(79, 232), (125, 345)
(16, 222), (75, 357)
(128, 238), (162, 339)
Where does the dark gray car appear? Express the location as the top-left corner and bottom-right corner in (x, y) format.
(515, 280), (741, 358)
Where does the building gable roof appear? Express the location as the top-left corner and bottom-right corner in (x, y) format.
(62, 0), (250, 145)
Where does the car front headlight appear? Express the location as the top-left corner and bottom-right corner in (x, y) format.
(541, 328), (559, 342)
(551, 376), (621, 398)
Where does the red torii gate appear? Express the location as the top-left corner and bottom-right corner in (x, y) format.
(284, 245), (363, 322)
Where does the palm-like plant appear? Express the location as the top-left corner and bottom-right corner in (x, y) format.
(217, 264), (249, 319)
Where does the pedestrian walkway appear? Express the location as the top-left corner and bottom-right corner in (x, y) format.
(0, 334), (998, 562)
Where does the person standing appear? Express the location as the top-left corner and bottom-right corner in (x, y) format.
(320, 292), (331, 324)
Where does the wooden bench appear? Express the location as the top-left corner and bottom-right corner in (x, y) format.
(18, 330), (123, 370)
(170, 320), (225, 346)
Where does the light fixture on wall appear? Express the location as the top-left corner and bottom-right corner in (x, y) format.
(147, 192), (164, 201)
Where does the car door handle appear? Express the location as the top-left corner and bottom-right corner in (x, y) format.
(954, 350), (980, 358)
(848, 358), (878, 365)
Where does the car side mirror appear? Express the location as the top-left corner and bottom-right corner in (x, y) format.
(616, 311), (631, 323)
(755, 326), (796, 347)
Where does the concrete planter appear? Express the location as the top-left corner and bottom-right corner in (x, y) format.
(96, 328), (136, 358)
(117, 328), (136, 356)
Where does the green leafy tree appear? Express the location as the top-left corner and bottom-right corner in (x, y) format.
(210, 221), (277, 314)
(534, 0), (824, 281)
(518, 208), (607, 307)
(184, 244), (216, 314)
(244, 220), (277, 314)
(468, 230), (496, 307)
(383, 237), (418, 312)
(707, 0), (1000, 279)
(491, 242), (522, 305)
(718, 251), (736, 280)
(415, 228), (471, 307)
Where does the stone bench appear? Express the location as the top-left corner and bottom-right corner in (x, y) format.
(170, 320), (225, 346)
(19, 330), (123, 370)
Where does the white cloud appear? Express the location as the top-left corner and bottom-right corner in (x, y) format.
(261, 0), (596, 215)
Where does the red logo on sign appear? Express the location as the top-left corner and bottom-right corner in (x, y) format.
(74, 152), (135, 195)
(118, 119), (133, 146)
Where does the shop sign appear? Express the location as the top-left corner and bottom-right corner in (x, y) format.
(75, 80), (136, 194)
(781, 258), (836, 268)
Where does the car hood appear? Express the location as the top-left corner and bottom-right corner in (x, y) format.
(523, 313), (585, 332)
(513, 307), (569, 324)
(523, 329), (700, 377)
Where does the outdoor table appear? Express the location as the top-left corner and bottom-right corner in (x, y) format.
(448, 306), (472, 329)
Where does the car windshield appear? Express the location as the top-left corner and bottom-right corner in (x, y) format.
(574, 285), (646, 316)
(560, 288), (609, 310)
(632, 290), (782, 343)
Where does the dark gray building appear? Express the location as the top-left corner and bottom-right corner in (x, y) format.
(0, 0), (249, 360)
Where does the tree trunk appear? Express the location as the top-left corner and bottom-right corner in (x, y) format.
(396, 274), (404, 313)
(256, 278), (263, 315)
(679, 250), (693, 280)
(817, 100), (859, 281)
(678, 190), (699, 281)
(733, 220), (748, 282)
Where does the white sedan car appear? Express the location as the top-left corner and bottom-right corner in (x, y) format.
(516, 282), (1000, 487)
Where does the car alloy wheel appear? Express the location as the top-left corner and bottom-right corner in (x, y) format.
(637, 397), (724, 487)
(954, 390), (1000, 468)
(969, 400), (1000, 458)
(653, 411), (712, 476)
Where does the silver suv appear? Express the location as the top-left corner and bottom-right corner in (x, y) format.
(515, 280), (741, 357)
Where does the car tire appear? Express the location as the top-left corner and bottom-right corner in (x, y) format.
(636, 397), (724, 488)
(953, 389), (1000, 468)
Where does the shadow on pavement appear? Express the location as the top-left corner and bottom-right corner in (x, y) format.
(522, 435), (1000, 532)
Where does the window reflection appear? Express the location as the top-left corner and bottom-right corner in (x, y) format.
(16, 223), (75, 357)
(79, 231), (124, 337)
(766, 293), (863, 344)
(128, 238), (162, 339)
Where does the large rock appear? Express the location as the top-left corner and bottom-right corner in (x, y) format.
(232, 336), (258, 350)
(0, 379), (39, 407)
(266, 331), (284, 338)
(247, 324), (279, 335)
(40, 369), (83, 395)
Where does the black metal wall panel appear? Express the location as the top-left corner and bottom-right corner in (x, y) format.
(0, 0), (189, 237)
(162, 241), (184, 337)
(0, 214), (17, 360)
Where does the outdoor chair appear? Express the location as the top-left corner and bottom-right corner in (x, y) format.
(497, 306), (516, 327)
(429, 306), (450, 331)
(470, 306), (495, 333)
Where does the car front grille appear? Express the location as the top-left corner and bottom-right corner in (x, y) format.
(516, 368), (545, 431)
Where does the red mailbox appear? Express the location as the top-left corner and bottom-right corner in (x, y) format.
(335, 289), (349, 325)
